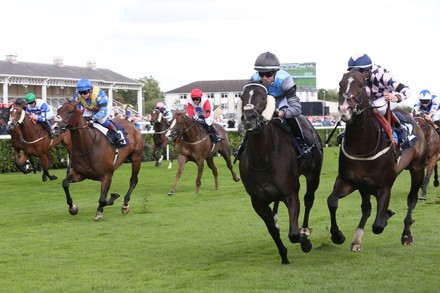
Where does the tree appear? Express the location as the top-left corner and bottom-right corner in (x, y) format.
(114, 75), (163, 115)
(318, 88), (338, 102)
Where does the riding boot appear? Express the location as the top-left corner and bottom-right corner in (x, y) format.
(287, 117), (313, 160)
(233, 132), (247, 164)
(392, 113), (408, 145)
(106, 121), (124, 143)
(41, 121), (53, 139)
(209, 124), (222, 143)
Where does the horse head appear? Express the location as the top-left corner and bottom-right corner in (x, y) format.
(9, 106), (27, 129)
(52, 101), (84, 135)
(338, 69), (370, 122)
(0, 104), (12, 126)
(166, 110), (200, 142)
(150, 109), (163, 124)
(240, 83), (276, 132)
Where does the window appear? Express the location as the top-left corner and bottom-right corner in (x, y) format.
(180, 94), (187, 100)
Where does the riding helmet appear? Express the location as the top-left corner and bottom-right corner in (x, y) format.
(76, 78), (93, 91)
(254, 52), (280, 72)
(156, 101), (165, 109)
(15, 98), (26, 106)
(347, 53), (372, 71)
(418, 89), (432, 102)
(191, 88), (203, 99)
(25, 93), (37, 104)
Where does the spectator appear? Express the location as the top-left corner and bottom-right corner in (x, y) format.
(227, 117), (236, 128)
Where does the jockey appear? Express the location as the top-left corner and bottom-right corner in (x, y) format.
(347, 53), (411, 145)
(187, 88), (222, 143)
(71, 78), (123, 143)
(25, 93), (55, 138)
(414, 89), (440, 132)
(241, 51), (311, 159)
(155, 101), (173, 121)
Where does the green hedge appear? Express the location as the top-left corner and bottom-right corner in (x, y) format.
(0, 127), (342, 173)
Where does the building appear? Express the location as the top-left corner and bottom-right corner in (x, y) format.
(0, 54), (143, 115)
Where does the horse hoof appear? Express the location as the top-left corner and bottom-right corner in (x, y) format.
(331, 231), (345, 245)
(94, 211), (103, 221)
(372, 225), (385, 234)
(69, 204), (78, 215)
(434, 181), (439, 187)
(42, 175), (48, 182)
(351, 242), (362, 252)
(168, 190), (174, 196)
(419, 195), (426, 201)
(300, 240), (313, 253)
(50, 175), (58, 181)
(401, 234), (413, 246)
(121, 205), (130, 214)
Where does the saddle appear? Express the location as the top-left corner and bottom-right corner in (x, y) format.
(92, 122), (129, 147)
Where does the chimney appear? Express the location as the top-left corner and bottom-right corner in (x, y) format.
(6, 54), (18, 64)
(86, 60), (97, 69)
(53, 56), (64, 67)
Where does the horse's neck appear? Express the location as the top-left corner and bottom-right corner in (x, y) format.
(19, 117), (43, 139)
(154, 121), (167, 132)
(70, 121), (96, 151)
(246, 124), (278, 159)
(345, 110), (382, 145)
(183, 120), (206, 142)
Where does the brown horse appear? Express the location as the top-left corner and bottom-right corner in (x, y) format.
(166, 110), (240, 195)
(328, 69), (427, 251)
(52, 101), (144, 220)
(150, 108), (174, 168)
(413, 110), (440, 200)
(0, 104), (11, 135)
(239, 83), (323, 264)
(9, 106), (68, 181)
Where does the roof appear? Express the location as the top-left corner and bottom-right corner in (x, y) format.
(165, 79), (250, 94)
(0, 57), (142, 90)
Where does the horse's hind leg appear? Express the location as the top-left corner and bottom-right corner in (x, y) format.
(252, 199), (289, 264)
(219, 148), (240, 182)
(434, 163), (439, 187)
(120, 154), (142, 214)
(206, 157), (217, 191)
(40, 154), (57, 182)
(401, 167), (423, 246)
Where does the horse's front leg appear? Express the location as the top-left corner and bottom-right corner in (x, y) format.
(327, 176), (355, 245)
(351, 190), (372, 251)
(251, 198), (289, 264)
(372, 187), (393, 234)
(205, 157), (218, 191)
(62, 173), (80, 216)
(195, 158), (206, 194)
(94, 175), (112, 220)
(168, 155), (188, 195)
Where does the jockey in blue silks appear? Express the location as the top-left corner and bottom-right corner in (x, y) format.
(71, 78), (123, 143)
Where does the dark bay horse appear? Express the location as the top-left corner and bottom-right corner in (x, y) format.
(328, 69), (427, 251)
(9, 106), (67, 181)
(0, 103), (11, 135)
(52, 101), (144, 220)
(413, 111), (440, 200)
(150, 108), (174, 168)
(239, 83), (323, 264)
(166, 110), (240, 195)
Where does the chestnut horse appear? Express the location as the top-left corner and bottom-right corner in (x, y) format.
(239, 83), (323, 264)
(52, 101), (144, 220)
(328, 69), (427, 251)
(150, 108), (174, 168)
(413, 111), (440, 200)
(166, 110), (240, 195)
(9, 106), (68, 181)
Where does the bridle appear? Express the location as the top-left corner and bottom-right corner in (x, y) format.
(242, 83), (274, 134)
(53, 102), (87, 132)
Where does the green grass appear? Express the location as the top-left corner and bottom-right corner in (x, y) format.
(0, 147), (439, 292)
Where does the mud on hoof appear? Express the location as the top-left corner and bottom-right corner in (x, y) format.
(69, 204), (79, 215)
(350, 242), (362, 252)
(401, 234), (414, 246)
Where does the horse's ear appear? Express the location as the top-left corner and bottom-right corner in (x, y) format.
(261, 95), (276, 121)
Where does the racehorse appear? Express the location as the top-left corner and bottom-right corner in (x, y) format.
(166, 110), (240, 195)
(413, 110), (440, 200)
(328, 69), (427, 251)
(1, 103), (37, 174)
(9, 106), (67, 181)
(150, 108), (174, 168)
(52, 101), (144, 220)
(239, 83), (323, 264)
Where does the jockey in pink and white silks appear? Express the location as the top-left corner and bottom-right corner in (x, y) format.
(347, 53), (411, 144)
